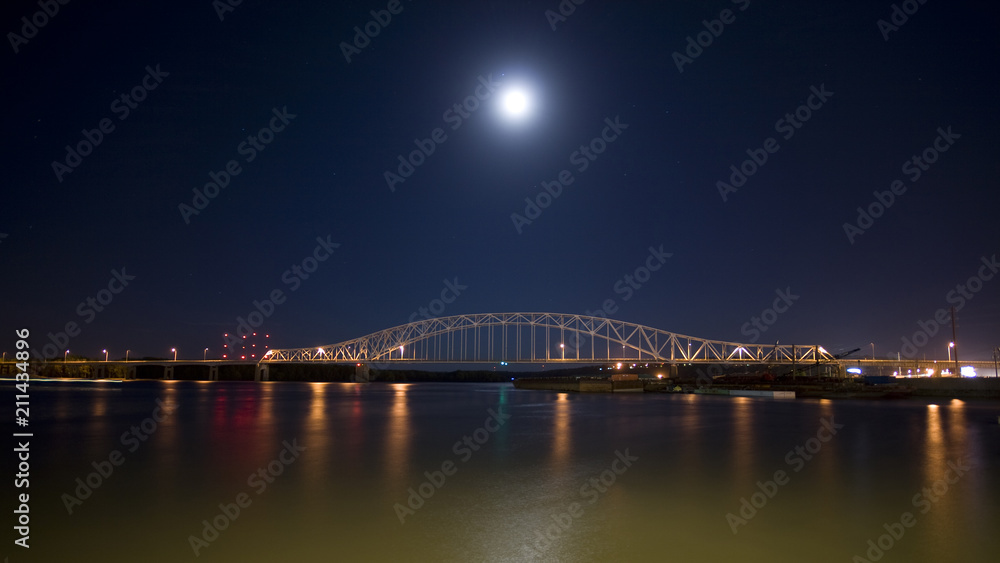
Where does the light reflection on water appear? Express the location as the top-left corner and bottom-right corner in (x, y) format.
(383, 383), (412, 492)
(550, 392), (570, 476)
(24, 381), (1000, 562)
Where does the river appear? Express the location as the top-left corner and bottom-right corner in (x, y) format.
(16, 381), (999, 562)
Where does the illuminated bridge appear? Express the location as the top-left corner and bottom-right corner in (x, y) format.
(262, 312), (836, 366)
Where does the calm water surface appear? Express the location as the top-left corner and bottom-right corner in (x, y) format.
(14, 381), (1000, 562)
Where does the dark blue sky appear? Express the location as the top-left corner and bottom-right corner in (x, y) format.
(3, 0), (998, 362)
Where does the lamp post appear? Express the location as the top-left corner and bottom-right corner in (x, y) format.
(948, 342), (954, 363)
(64, 349), (69, 363)
(103, 349), (108, 362)
(203, 348), (209, 361)
(171, 348), (177, 361)
(560, 343), (564, 360)
(125, 350), (130, 363)
(870, 342), (875, 361)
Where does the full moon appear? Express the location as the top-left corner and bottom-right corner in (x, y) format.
(500, 88), (531, 118)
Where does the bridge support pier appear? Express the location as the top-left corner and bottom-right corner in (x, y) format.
(209, 365), (219, 381)
(256, 364), (269, 382)
(164, 366), (174, 380)
(93, 365), (106, 379)
(126, 365), (137, 380)
(353, 363), (370, 383)
(669, 364), (678, 379)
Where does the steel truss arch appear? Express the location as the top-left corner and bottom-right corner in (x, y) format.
(261, 313), (835, 365)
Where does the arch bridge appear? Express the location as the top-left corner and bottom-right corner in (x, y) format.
(261, 313), (835, 366)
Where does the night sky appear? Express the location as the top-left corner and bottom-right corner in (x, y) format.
(3, 0), (998, 363)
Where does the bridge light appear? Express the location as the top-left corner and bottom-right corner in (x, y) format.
(317, 348), (325, 354)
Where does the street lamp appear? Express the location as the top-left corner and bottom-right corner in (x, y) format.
(870, 342), (875, 361)
(125, 350), (130, 363)
(64, 349), (69, 363)
(171, 348), (177, 361)
(203, 348), (209, 361)
(103, 349), (108, 362)
(560, 343), (565, 360)
(948, 342), (954, 362)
